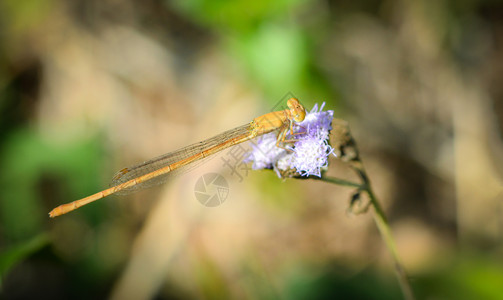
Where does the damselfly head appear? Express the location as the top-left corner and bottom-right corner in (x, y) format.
(287, 98), (306, 122)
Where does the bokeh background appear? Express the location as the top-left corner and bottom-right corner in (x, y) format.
(1, 0), (503, 299)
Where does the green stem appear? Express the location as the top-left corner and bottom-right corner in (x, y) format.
(321, 174), (415, 300)
(312, 176), (361, 188)
(366, 185), (415, 300)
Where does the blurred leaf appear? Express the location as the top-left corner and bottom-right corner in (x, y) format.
(0, 233), (49, 286)
(2, 0), (53, 35)
(0, 128), (105, 240)
(170, 0), (306, 32)
(415, 255), (503, 300)
(283, 263), (401, 300)
(233, 24), (307, 95)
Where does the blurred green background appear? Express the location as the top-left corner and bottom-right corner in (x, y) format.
(1, 0), (503, 299)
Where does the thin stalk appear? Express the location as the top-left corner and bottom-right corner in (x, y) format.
(365, 184), (415, 300)
(313, 176), (361, 188)
(321, 171), (415, 300)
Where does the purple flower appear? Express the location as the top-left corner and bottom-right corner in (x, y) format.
(244, 103), (335, 177)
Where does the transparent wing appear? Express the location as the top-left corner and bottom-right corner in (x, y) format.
(110, 123), (252, 194)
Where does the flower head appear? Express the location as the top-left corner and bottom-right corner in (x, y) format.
(244, 102), (335, 177)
